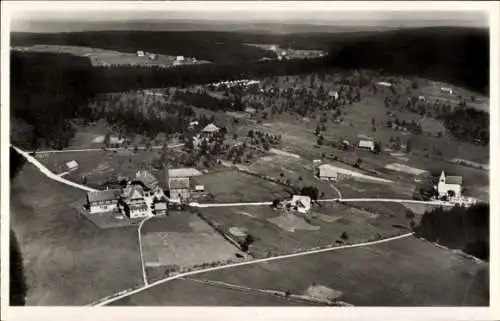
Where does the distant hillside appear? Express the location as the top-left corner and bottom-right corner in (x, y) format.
(12, 31), (279, 63)
(327, 27), (489, 94)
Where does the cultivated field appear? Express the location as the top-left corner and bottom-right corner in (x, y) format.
(183, 236), (488, 306)
(108, 278), (321, 306)
(194, 170), (289, 203)
(141, 213), (245, 283)
(10, 164), (143, 305)
(198, 201), (411, 259)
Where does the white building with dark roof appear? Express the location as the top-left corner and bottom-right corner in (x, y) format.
(201, 123), (220, 134)
(358, 140), (375, 152)
(86, 189), (121, 214)
(437, 171), (463, 198)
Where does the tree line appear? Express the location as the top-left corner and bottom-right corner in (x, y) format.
(415, 203), (489, 261)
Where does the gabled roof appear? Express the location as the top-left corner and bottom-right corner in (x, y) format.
(87, 189), (121, 203)
(445, 176), (463, 185)
(122, 185), (145, 200)
(168, 168), (202, 178)
(135, 170), (158, 189)
(202, 123), (220, 133)
(169, 177), (190, 189)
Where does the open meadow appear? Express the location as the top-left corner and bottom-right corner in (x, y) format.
(10, 164), (143, 305)
(141, 213), (245, 283)
(184, 236), (487, 306)
(198, 201), (411, 259)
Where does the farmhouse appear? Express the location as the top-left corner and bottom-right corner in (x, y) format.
(291, 195), (312, 214)
(86, 189), (121, 214)
(66, 160), (79, 172)
(436, 171), (463, 199)
(166, 167), (203, 202)
(202, 123), (220, 134)
(136, 50), (145, 57)
(358, 140), (375, 152)
(121, 185), (151, 219)
(318, 164), (340, 181)
(176, 55), (185, 62)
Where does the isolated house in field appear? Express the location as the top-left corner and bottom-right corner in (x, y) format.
(358, 140), (375, 152)
(291, 195), (312, 214)
(194, 185), (205, 192)
(318, 164), (340, 181)
(66, 160), (79, 172)
(86, 189), (121, 214)
(137, 50), (145, 57)
(176, 55), (185, 62)
(436, 171), (463, 199)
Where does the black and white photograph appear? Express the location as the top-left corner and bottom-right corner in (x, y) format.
(1, 1), (499, 319)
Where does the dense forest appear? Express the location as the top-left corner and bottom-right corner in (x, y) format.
(415, 203), (489, 261)
(11, 51), (97, 149)
(11, 27), (489, 150)
(439, 108), (489, 145)
(328, 27), (489, 95)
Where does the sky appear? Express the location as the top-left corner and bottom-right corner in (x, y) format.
(8, 2), (489, 33)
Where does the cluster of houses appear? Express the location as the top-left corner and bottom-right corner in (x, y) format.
(85, 165), (207, 219)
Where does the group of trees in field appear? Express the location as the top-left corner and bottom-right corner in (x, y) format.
(415, 203), (489, 261)
(172, 90), (243, 112)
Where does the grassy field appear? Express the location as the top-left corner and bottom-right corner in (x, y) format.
(141, 213), (244, 282)
(38, 148), (168, 189)
(195, 170), (289, 203)
(185, 236), (487, 306)
(108, 278), (320, 306)
(10, 164), (143, 305)
(198, 201), (410, 259)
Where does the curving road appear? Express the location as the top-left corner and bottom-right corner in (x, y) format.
(90, 232), (414, 306)
(12, 145), (97, 193)
(28, 143), (184, 154)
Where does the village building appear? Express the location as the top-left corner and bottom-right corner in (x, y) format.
(358, 140), (375, 152)
(201, 123), (220, 135)
(436, 171), (463, 199)
(328, 90), (339, 100)
(440, 87), (453, 95)
(291, 195), (312, 214)
(245, 107), (257, 115)
(189, 120), (199, 129)
(133, 169), (159, 191)
(66, 160), (79, 172)
(317, 164), (340, 181)
(166, 168), (203, 202)
(176, 55), (185, 62)
(121, 185), (151, 219)
(376, 81), (392, 87)
(194, 185), (205, 192)
(136, 50), (145, 57)
(86, 189), (121, 214)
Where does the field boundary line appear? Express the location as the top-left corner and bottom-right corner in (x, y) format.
(138, 216), (156, 286)
(89, 232), (414, 306)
